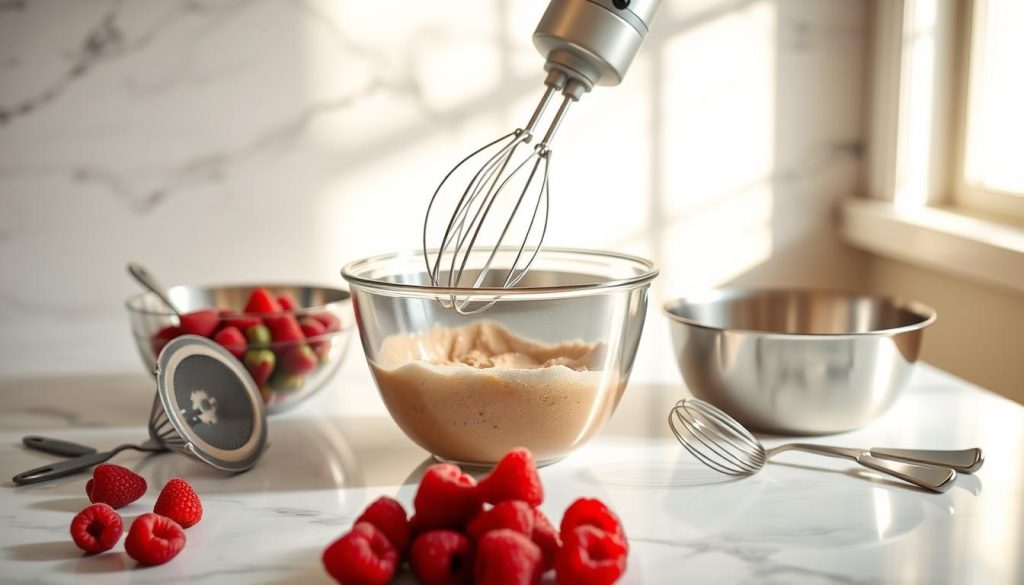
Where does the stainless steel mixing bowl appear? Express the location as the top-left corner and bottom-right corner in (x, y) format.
(663, 289), (936, 435)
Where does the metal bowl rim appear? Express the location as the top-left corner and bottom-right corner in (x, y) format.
(124, 283), (351, 318)
(341, 247), (659, 296)
(662, 287), (937, 338)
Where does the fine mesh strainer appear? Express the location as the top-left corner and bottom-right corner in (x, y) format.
(13, 336), (267, 485)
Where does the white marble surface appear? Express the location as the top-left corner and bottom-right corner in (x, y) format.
(1, 359), (1022, 584)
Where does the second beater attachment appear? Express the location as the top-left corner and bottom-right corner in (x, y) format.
(422, 0), (661, 314)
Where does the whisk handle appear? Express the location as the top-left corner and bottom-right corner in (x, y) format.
(856, 455), (957, 493)
(869, 447), (984, 474)
(12, 449), (121, 485)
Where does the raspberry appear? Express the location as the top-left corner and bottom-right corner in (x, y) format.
(124, 513), (186, 566)
(355, 496), (410, 554)
(213, 326), (247, 358)
(410, 530), (475, 585)
(555, 525), (627, 585)
(69, 503), (123, 554)
(467, 500), (535, 541)
(86, 464), (147, 509)
(560, 498), (627, 551)
(477, 448), (543, 507)
(153, 478), (203, 528)
(179, 309), (220, 338)
(531, 508), (561, 572)
(322, 521), (398, 585)
(413, 464), (482, 531)
(244, 288), (282, 314)
(474, 529), (543, 585)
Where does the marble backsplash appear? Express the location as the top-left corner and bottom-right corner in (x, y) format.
(0, 0), (868, 378)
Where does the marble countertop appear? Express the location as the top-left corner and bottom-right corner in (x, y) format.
(1, 360), (1022, 585)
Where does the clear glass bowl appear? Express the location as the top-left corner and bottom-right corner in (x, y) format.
(342, 248), (658, 466)
(126, 284), (353, 415)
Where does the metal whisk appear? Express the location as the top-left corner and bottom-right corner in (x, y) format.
(669, 398), (984, 493)
(423, 0), (662, 313)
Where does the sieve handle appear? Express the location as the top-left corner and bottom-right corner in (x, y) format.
(12, 449), (120, 485)
(23, 436), (97, 457)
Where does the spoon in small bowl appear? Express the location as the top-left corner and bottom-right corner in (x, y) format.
(127, 261), (181, 318)
(669, 398), (983, 493)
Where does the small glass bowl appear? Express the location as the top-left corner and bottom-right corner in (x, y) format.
(126, 284), (353, 414)
(342, 248), (658, 466)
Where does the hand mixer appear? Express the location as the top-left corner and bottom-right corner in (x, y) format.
(423, 0), (661, 312)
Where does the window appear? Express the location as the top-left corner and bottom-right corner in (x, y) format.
(958, 0), (1024, 216)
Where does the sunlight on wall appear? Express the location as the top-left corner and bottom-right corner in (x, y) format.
(893, 0), (938, 210)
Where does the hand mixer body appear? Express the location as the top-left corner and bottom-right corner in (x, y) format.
(422, 0), (662, 310)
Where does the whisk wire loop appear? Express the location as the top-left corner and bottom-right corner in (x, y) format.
(669, 399), (767, 475)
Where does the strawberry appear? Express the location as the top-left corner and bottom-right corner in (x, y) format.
(282, 343), (318, 375)
(150, 325), (182, 357)
(213, 326), (247, 359)
(222, 314), (262, 333)
(86, 464), (146, 509)
(299, 317), (329, 359)
(474, 529), (543, 585)
(477, 448), (543, 507)
(153, 478), (203, 528)
(410, 530), (475, 585)
(560, 498), (627, 551)
(531, 507), (562, 572)
(243, 349), (275, 386)
(266, 314), (304, 343)
(243, 287), (282, 314)
(124, 513), (186, 566)
(413, 464), (482, 531)
(179, 309), (220, 338)
(312, 312), (342, 332)
(70, 503), (123, 554)
(555, 525), (627, 585)
(322, 521), (398, 585)
(269, 370), (304, 392)
(467, 500), (535, 541)
(355, 496), (411, 554)
(245, 323), (271, 346)
(277, 294), (297, 311)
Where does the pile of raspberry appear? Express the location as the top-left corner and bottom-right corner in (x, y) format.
(68, 464), (203, 566)
(322, 448), (629, 585)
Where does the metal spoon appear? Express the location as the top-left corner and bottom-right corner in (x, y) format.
(127, 261), (181, 318)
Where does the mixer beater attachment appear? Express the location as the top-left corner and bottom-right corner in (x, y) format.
(422, 0), (662, 313)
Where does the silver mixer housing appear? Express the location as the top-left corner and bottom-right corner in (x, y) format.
(533, 0), (661, 91)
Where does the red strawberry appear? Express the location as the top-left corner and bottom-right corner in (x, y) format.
(322, 521), (398, 585)
(477, 448), (543, 507)
(179, 309), (220, 338)
(243, 349), (275, 386)
(299, 317), (329, 359)
(531, 507), (561, 572)
(150, 325), (182, 357)
(154, 478), (203, 528)
(124, 513), (186, 566)
(244, 287), (282, 314)
(222, 314), (262, 333)
(87, 464), (147, 509)
(475, 529), (543, 585)
(70, 503), (123, 554)
(277, 294), (297, 311)
(467, 500), (534, 541)
(266, 314), (304, 343)
(413, 464), (482, 531)
(555, 525), (627, 585)
(312, 311), (342, 332)
(410, 530), (475, 585)
(213, 326), (247, 359)
(356, 496), (410, 554)
(282, 343), (318, 375)
(560, 498), (627, 551)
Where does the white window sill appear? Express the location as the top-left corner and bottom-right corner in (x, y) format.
(841, 199), (1024, 293)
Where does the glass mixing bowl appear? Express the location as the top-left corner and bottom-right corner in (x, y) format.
(342, 248), (658, 466)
